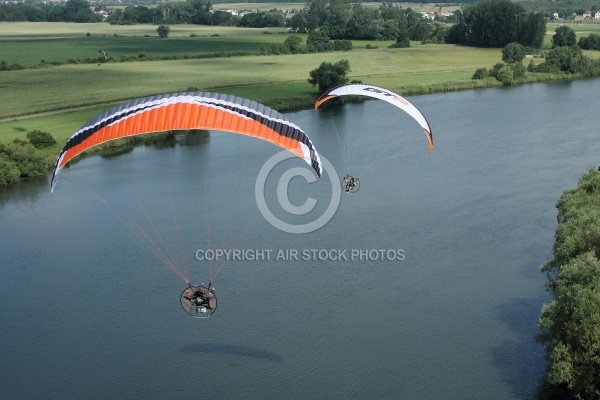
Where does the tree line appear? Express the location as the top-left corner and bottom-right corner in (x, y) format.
(537, 168), (600, 399)
(0, 0), (552, 50)
(0, 0), (101, 22)
(447, 0), (546, 48)
(105, 0), (448, 42)
(0, 131), (56, 187)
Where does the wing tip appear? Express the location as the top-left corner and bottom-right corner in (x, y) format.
(424, 129), (433, 153)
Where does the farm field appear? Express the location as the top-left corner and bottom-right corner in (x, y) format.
(2, 20), (600, 145)
(544, 21), (600, 47)
(0, 22), (290, 66)
(0, 23), (504, 118)
(0, 42), (501, 117)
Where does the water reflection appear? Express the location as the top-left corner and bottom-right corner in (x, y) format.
(492, 296), (548, 399)
(180, 342), (282, 362)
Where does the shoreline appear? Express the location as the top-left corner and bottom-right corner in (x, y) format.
(0, 72), (594, 190)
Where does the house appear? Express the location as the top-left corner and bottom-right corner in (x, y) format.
(595, 11), (600, 19)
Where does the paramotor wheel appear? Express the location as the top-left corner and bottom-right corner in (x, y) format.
(180, 285), (217, 318)
(342, 176), (360, 194)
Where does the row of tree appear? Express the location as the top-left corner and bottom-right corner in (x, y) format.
(537, 169), (600, 399)
(0, 0), (551, 50)
(447, 0), (546, 48)
(0, 0), (101, 23)
(553, 25), (600, 51)
(106, 0), (448, 42)
(472, 25), (600, 87)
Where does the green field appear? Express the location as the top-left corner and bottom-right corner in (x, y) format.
(544, 22), (600, 47)
(0, 22), (291, 66)
(1, 21), (599, 146)
(0, 42), (500, 116)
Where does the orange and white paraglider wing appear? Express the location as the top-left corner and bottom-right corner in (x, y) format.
(315, 83), (433, 153)
(51, 92), (322, 191)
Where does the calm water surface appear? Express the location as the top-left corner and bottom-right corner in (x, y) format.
(2, 79), (600, 399)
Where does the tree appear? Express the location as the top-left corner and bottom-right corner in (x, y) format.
(579, 33), (600, 51)
(27, 130), (56, 149)
(380, 19), (401, 41)
(0, 153), (20, 186)
(472, 67), (488, 79)
(321, 0), (352, 39)
(462, 0), (525, 47)
(389, 25), (410, 48)
(283, 36), (303, 53)
(545, 46), (587, 74)
(446, 0), (545, 48)
(157, 25), (170, 38)
(0, 139), (50, 178)
(288, 12), (311, 33)
(187, 0), (211, 25)
(63, 0), (101, 22)
(446, 11), (467, 45)
(307, 59), (351, 95)
(502, 42), (526, 64)
(517, 12), (546, 49)
(495, 65), (514, 85)
(307, 30), (333, 52)
(552, 26), (577, 48)
(511, 62), (526, 79)
(346, 5), (379, 40)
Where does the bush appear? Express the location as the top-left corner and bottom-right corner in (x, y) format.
(283, 35), (303, 53)
(579, 33), (600, 51)
(0, 154), (20, 186)
(306, 30), (333, 52)
(472, 67), (488, 79)
(157, 25), (170, 39)
(27, 130), (56, 149)
(511, 62), (526, 79)
(333, 40), (352, 51)
(308, 59), (351, 95)
(0, 140), (50, 179)
(496, 65), (514, 85)
(389, 38), (410, 48)
(502, 42), (526, 64)
(489, 63), (505, 79)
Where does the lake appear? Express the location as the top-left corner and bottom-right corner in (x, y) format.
(1, 79), (599, 399)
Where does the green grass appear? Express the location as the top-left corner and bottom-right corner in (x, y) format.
(1, 21), (599, 148)
(544, 22), (600, 48)
(0, 22), (289, 38)
(0, 43), (503, 120)
(0, 22), (292, 66)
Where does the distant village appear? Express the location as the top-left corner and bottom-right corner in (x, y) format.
(571, 10), (600, 20)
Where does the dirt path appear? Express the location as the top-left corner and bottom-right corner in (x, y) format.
(0, 104), (113, 124)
